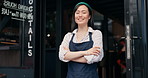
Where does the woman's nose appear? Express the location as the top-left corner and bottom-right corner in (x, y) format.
(79, 13), (82, 16)
(79, 13), (82, 17)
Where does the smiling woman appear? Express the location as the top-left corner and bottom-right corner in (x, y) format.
(59, 2), (104, 78)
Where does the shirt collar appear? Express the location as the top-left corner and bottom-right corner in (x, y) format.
(72, 27), (94, 34)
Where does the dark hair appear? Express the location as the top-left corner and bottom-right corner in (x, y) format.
(71, 2), (94, 31)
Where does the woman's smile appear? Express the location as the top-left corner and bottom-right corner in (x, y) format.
(77, 18), (85, 21)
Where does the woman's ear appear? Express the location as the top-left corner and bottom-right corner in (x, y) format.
(89, 15), (91, 19)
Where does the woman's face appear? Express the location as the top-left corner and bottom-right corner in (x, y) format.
(75, 5), (90, 26)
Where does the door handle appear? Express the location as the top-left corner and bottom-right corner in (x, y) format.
(132, 36), (142, 39)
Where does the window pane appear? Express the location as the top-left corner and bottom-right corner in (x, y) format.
(0, 0), (35, 67)
(46, 11), (56, 48)
(0, 0), (21, 67)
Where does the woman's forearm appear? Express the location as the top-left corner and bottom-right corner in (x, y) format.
(64, 46), (100, 61)
(64, 51), (86, 61)
(71, 57), (87, 63)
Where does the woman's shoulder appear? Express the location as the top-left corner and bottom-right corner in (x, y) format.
(92, 29), (102, 35)
(64, 32), (73, 38)
(88, 27), (102, 34)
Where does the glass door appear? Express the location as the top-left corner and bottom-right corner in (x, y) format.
(125, 0), (148, 78)
(42, 0), (58, 78)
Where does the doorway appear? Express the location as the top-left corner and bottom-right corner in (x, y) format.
(42, 0), (148, 78)
(43, 0), (125, 78)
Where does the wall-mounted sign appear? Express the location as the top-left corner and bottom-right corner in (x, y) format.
(28, 19), (33, 56)
(27, 0), (33, 57)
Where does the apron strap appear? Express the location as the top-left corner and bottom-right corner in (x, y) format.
(89, 32), (93, 41)
(71, 33), (75, 41)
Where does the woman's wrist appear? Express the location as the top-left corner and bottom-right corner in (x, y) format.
(81, 51), (88, 56)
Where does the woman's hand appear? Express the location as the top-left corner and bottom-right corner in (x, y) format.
(85, 47), (100, 56)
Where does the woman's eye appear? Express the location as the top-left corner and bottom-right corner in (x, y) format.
(75, 12), (79, 14)
(83, 12), (86, 14)
(82, 11), (87, 14)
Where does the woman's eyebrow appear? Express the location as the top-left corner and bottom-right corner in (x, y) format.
(76, 9), (87, 12)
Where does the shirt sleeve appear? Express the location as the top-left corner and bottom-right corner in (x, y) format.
(59, 33), (71, 62)
(84, 30), (104, 64)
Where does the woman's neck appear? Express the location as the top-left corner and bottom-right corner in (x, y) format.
(76, 25), (89, 42)
(77, 25), (88, 33)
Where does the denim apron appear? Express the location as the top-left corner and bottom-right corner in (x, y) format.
(67, 32), (99, 78)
